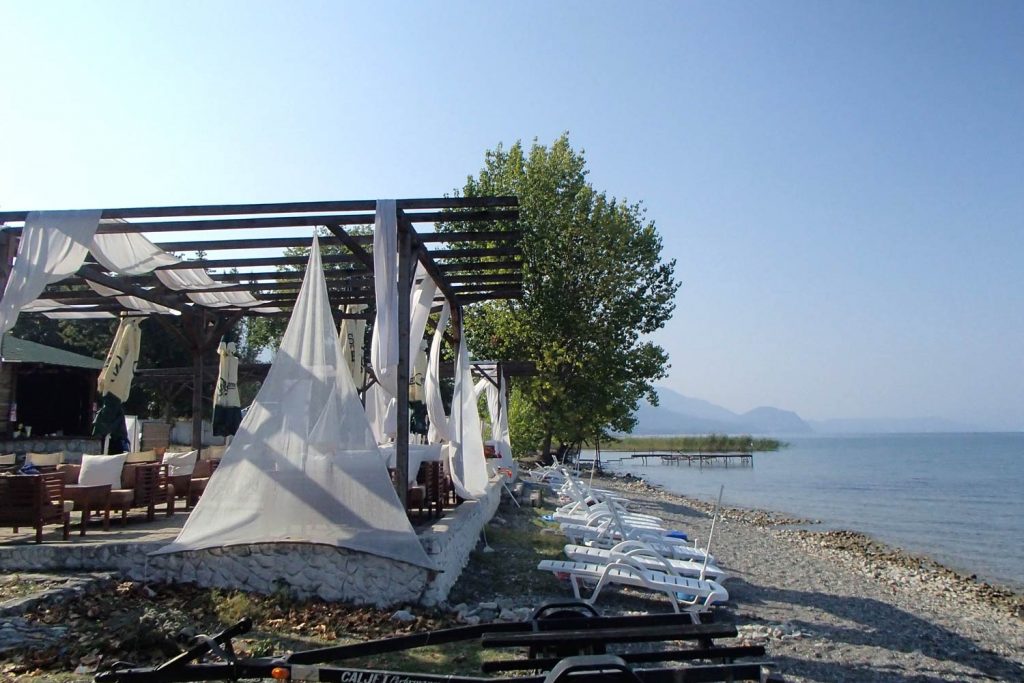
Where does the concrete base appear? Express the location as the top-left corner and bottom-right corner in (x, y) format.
(0, 477), (504, 608)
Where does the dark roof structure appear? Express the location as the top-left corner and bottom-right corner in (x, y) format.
(0, 334), (104, 370)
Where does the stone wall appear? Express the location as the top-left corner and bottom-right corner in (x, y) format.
(145, 545), (429, 607)
(418, 477), (503, 606)
(0, 477), (504, 608)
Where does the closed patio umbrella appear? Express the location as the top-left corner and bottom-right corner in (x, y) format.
(92, 316), (142, 453)
(212, 340), (242, 436)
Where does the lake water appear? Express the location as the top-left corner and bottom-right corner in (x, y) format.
(589, 433), (1024, 591)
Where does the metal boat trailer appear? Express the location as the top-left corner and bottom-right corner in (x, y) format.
(94, 601), (779, 683)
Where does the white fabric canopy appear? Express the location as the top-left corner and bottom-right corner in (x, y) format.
(87, 281), (181, 315)
(426, 301), (452, 443)
(449, 331), (489, 499)
(22, 298), (115, 319)
(90, 231), (274, 309)
(0, 210), (101, 335)
(153, 236), (433, 570)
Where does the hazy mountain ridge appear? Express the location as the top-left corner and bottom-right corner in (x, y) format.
(634, 387), (989, 435)
(633, 387), (813, 435)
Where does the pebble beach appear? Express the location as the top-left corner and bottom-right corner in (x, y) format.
(580, 474), (1024, 682)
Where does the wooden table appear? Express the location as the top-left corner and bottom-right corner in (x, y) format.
(65, 484), (111, 535)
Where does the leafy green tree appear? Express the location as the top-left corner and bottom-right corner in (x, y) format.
(455, 134), (680, 457)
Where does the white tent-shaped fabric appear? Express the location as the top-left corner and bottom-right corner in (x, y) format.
(153, 237), (433, 570)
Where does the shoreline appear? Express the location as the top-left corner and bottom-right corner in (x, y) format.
(619, 475), (1024, 616)
(601, 459), (1024, 598)
(576, 472), (1024, 681)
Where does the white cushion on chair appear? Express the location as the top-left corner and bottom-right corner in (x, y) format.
(162, 450), (198, 477)
(79, 453), (127, 488)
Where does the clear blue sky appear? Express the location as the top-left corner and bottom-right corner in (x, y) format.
(1, 1), (1021, 429)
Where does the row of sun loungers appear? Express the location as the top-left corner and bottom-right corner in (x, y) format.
(534, 466), (730, 622)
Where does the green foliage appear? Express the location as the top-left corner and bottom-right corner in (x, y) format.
(455, 134), (680, 453)
(609, 434), (783, 453)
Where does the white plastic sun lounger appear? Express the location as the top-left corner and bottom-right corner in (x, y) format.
(550, 507), (666, 529)
(554, 473), (631, 507)
(559, 498), (713, 563)
(563, 542), (729, 582)
(561, 524), (713, 564)
(537, 558), (729, 621)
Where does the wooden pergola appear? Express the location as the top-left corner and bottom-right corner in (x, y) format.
(0, 197), (522, 500)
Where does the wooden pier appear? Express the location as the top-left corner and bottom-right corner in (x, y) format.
(659, 452), (753, 467)
(601, 451), (754, 468)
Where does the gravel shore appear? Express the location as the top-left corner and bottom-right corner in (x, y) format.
(582, 473), (1024, 682)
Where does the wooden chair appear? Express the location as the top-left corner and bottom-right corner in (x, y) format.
(420, 461), (445, 518)
(109, 463), (175, 523)
(0, 473), (72, 543)
(389, 467), (427, 519)
(187, 458), (220, 508)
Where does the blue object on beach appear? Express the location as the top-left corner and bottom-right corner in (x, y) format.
(665, 530), (688, 540)
(541, 514), (555, 522)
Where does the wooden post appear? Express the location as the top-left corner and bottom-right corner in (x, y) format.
(191, 315), (204, 453)
(396, 219), (412, 506)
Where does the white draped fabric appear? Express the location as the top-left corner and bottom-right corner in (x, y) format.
(408, 264), (436, 405)
(408, 264), (436, 360)
(87, 281), (181, 316)
(22, 298), (115, 319)
(0, 210), (101, 335)
(153, 237), (433, 570)
(0, 215), (277, 326)
(368, 200), (399, 441)
(486, 373), (515, 474)
(449, 331), (489, 499)
(90, 230), (179, 274)
(426, 301), (452, 443)
(90, 231), (274, 310)
(370, 200), (399, 398)
(473, 368), (515, 475)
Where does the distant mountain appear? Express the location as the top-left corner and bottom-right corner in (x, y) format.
(632, 387), (813, 435)
(808, 417), (985, 434)
(740, 406), (814, 434)
(632, 387), (991, 436)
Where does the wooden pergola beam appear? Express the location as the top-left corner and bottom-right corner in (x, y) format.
(0, 196), (518, 222)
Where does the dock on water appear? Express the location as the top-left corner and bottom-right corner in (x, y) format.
(659, 452), (753, 467)
(601, 451), (754, 467)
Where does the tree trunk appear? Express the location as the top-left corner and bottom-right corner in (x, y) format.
(540, 427), (554, 466)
